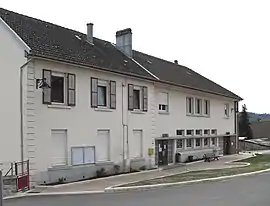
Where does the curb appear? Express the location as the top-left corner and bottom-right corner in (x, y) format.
(104, 168), (270, 193)
(4, 190), (105, 200)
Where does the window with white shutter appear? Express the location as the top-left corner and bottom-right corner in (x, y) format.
(158, 92), (168, 112)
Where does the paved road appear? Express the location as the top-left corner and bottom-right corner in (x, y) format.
(4, 172), (270, 206)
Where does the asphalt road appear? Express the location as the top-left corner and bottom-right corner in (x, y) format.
(4, 172), (270, 206)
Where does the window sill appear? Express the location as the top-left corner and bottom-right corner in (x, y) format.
(131, 110), (146, 114)
(158, 111), (169, 115)
(48, 104), (72, 109)
(186, 113), (210, 118)
(94, 107), (114, 112)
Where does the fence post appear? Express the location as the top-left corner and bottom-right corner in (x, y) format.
(0, 170), (3, 206)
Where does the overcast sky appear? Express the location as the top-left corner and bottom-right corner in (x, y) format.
(2, 0), (269, 113)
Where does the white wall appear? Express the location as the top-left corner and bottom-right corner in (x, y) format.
(30, 59), (155, 172)
(0, 19), (27, 168)
(155, 84), (236, 138)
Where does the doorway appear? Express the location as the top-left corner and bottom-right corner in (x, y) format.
(157, 139), (168, 166)
(223, 137), (231, 155)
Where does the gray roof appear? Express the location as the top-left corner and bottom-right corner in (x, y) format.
(0, 7), (241, 100)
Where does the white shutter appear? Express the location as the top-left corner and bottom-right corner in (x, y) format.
(158, 92), (168, 105)
(96, 130), (110, 162)
(129, 130), (143, 158)
(51, 130), (67, 166)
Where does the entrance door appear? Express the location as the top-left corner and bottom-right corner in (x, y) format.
(223, 137), (230, 155)
(157, 140), (168, 166)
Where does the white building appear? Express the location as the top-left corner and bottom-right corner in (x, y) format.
(0, 8), (241, 184)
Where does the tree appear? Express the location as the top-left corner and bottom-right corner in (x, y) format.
(238, 104), (253, 139)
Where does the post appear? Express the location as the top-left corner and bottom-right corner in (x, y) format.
(0, 170), (3, 206)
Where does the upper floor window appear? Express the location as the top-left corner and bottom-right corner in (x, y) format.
(203, 100), (210, 116)
(195, 129), (202, 136)
(211, 129), (217, 135)
(204, 129), (210, 135)
(224, 103), (229, 117)
(42, 69), (76, 106)
(158, 92), (169, 112)
(186, 129), (194, 136)
(186, 97), (194, 114)
(91, 78), (116, 109)
(176, 129), (184, 136)
(128, 84), (148, 112)
(195, 98), (202, 115)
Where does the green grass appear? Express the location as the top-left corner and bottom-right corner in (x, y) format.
(121, 154), (270, 187)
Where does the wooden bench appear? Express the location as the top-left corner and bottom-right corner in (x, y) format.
(203, 152), (219, 162)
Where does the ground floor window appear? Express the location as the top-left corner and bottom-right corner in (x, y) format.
(176, 139), (183, 148)
(211, 137), (216, 146)
(51, 129), (67, 166)
(204, 138), (209, 146)
(186, 139), (192, 148)
(130, 130), (143, 158)
(96, 130), (110, 162)
(195, 138), (201, 147)
(71, 146), (95, 165)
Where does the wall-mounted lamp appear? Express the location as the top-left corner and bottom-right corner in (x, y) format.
(36, 78), (51, 89)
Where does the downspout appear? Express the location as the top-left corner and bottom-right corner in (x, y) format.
(121, 82), (125, 171)
(20, 58), (33, 171)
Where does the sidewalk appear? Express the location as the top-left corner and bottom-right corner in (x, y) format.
(31, 153), (251, 193)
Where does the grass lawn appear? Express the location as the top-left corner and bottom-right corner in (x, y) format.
(120, 154), (270, 187)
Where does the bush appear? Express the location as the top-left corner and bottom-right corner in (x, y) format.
(139, 165), (146, 171)
(96, 168), (106, 177)
(114, 165), (120, 174)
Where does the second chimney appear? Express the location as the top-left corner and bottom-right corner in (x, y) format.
(87, 23), (94, 44)
(116, 28), (132, 57)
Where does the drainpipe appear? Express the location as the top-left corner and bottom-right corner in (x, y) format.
(121, 82), (125, 171)
(20, 58), (33, 172)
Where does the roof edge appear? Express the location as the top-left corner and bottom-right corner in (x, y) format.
(28, 53), (242, 101)
(0, 16), (30, 51)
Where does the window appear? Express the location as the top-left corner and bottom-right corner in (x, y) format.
(71, 146), (95, 165)
(186, 130), (194, 136)
(204, 129), (210, 135)
(225, 103), (229, 117)
(211, 137), (216, 146)
(176, 129), (184, 136)
(42, 70), (76, 106)
(186, 139), (192, 148)
(128, 84), (148, 111)
(196, 129), (202, 136)
(211, 129), (217, 135)
(91, 78), (116, 109)
(96, 130), (110, 162)
(51, 74), (64, 103)
(129, 130), (143, 158)
(204, 138), (209, 146)
(186, 97), (194, 114)
(98, 85), (107, 106)
(133, 89), (140, 109)
(204, 100), (210, 116)
(158, 92), (169, 112)
(51, 129), (67, 166)
(176, 139), (183, 148)
(195, 98), (202, 114)
(195, 138), (201, 147)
